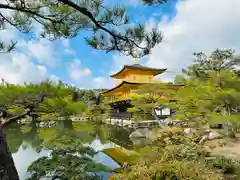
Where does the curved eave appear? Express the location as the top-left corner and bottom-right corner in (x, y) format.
(110, 66), (167, 79)
(101, 82), (185, 97)
(101, 81), (143, 96)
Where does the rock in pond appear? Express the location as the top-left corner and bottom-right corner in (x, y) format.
(129, 128), (152, 139)
(39, 120), (57, 128)
(70, 116), (90, 122)
(210, 124), (223, 129)
(17, 116), (32, 125)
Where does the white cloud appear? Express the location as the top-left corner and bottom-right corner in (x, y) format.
(67, 60), (114, 89)
(0, 52), (55, 84)
(90, 54), (132, 89)
(68, 59), (92, 80)
(0, 28), (60, 84)
(93, 77), (114, 89)
(62, 39), (69, 47)
(110, 54), (133, 74)
(61, 38), (76, 55)
(1, 28), (18, 43)
(93, 77), (105, 84)
(145, 0), (240, 81)
(65, 48), (76, 55)
(49, 74), (60, 82)
(71, 76), (114, 89)
(17, 39), (58, 67)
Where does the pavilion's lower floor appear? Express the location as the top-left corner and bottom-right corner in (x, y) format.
(109, 100), (133, 120)
(109, 99), (175, 120)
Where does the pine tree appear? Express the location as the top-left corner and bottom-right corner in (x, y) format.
(129, 83), (178, 120)
(0, 0), (166, 57)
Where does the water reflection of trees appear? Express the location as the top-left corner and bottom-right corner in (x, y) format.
(27, 127), (111, 180)
(5, 121), (99, 154)
(4, 121), (134, 179)
(5, 121), (134, 153)
(4, 123), (23, 153)
(72, 121), (98, 143)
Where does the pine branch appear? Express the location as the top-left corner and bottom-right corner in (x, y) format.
(141, 0), (168, 5)
(0, 3), (62, 23)
(0, 112), (27, 128)
(0, 0), (164, 56)
(0, 40), (17, 53)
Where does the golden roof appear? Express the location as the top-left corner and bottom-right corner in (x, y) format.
(110, 64), (167, 79)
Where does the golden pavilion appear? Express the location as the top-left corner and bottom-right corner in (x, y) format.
(102, 58), (183, 120)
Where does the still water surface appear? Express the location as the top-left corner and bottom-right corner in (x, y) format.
(3, 121), (134, 180)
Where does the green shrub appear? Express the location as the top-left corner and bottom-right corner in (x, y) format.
(206, 156), (240, 174)
(111, 126), (240, 180)
(111, 142), (224, 180)
(111, 160), (222, 180)
(38, 113), (59, 121)
(151, 166), (178, 180)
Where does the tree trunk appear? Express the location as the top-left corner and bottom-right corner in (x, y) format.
(0, 128), (20, 180)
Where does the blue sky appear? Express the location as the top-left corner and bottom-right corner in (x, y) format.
(1, 0), (240, 89)
(56, 0), (179, 87)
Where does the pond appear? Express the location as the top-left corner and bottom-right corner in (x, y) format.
(3, 121), (135, 180)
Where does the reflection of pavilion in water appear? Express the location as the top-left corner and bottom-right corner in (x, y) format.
(102, 58), (184, 120)
(106, 125), (133, 149)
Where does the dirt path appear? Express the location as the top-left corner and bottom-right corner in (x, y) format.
(209, 137), (240, 159)
(211, 144), (240, 159)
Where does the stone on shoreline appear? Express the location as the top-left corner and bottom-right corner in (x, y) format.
(17, 116), (32, 125)
(199, 129), (223, 144)
(184, 128), (197, 135)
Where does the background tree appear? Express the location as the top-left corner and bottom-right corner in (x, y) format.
(0, 0), (167, 57)
(174, 74), (186, 84)
(170, 48), (240, 128)
(182, 48), (240, 79)
(74, 89), (110, 120)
